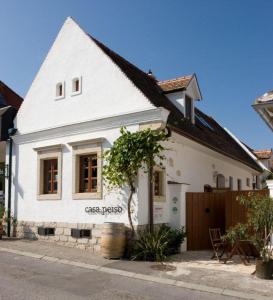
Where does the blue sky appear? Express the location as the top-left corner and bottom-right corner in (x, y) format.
(0, 0), (272, 149)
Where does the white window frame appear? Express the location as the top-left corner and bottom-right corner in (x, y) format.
(34, 144), (63, 200)
(153, 166), (166, 202)
(55, 81), (65, 100)
(69, 138), (103, 200)
(246, 177), (250, 187)
(237, 179), (242, 191)
(71, 76), (82, 96)
(229, 176), (233, 190)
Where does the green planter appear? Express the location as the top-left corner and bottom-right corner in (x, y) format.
(256, 259), (273, 280)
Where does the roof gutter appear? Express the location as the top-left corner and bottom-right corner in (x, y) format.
(224, 127), (269, 175)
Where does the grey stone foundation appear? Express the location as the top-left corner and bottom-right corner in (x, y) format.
(16, 221), (103, 253)
(15, 221), (166, 253)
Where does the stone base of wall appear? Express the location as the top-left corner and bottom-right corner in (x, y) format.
(16, 221), (103, 253)
(15, 221), (166, 253)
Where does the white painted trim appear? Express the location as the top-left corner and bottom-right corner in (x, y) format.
(14, 107), (170, 144)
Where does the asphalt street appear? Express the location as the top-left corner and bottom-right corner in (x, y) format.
(0, 252), (240, 300)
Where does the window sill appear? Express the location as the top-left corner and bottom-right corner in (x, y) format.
(37, 193), (61, 200)
(73, 192), (102, 200)
(71, 91), (82, 97)
(55, 95), (65, 101)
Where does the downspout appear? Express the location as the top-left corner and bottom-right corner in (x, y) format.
(7, 128), (17, 237)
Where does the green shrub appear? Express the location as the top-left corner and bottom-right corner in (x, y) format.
(132, 225), (186, 261)
(222, 223), (249, 246)
(132, 229), (169, 262)
(159, 224), (186, 254)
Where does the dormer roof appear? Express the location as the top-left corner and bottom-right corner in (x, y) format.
(158, 75), (192, 92)
(158, 74), (202, 100)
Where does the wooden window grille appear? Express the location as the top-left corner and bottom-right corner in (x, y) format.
(43, 159), (58, 194)
(79, 154), (98, 193)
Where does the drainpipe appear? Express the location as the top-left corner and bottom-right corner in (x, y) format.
(7, 128), (17, 237)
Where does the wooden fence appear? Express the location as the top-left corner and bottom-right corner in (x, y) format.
(186, 189), (269, 250)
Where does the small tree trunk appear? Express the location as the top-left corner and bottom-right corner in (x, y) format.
(148, 161), (154, 233)
(127, 185), (135, 238)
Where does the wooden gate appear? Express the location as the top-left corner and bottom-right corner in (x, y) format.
(186, 190), (269, 250)
(186, 192), (225, 250)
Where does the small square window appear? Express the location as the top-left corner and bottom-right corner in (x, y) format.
(55, 82), (65, 100)
(71, 77), (82, 96)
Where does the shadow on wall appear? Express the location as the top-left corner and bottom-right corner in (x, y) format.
(13, 145), (24, 223)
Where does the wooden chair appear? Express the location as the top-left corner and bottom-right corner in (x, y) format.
(209, 228), (226, 260)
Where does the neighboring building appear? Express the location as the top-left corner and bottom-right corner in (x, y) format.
(8, 18), (262, 251)
(253, 149), (273, 188)
(0, 81), (22, 204)
(253, 149), (273, 172)
(253, 90), (273, 131)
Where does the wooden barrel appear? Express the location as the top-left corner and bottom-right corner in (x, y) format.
(101, 223), (126, 259)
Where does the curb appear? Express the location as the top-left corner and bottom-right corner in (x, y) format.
(0, 246), (270, 300)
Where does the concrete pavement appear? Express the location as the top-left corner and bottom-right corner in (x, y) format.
(0, 239), (272, 300)
(0, 251), (236, 300)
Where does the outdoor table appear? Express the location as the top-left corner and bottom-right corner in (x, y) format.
(223, 240), (259, 265)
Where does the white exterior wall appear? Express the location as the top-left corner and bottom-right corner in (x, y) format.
(9, 125), (141, 225)
(137, 132), (257, 228)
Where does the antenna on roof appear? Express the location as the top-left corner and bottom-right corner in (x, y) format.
(147, 69), (157, 81)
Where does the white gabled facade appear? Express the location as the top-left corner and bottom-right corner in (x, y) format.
(16, 17), (155, 133)
(7, 17), (261, 252)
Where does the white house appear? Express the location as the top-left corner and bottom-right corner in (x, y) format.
(253, 90), (273, 131)
(7, 17), (263, 252)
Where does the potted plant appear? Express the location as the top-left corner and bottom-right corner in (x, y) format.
(239, 193), (273, 279)
(223, 223), (249, 247)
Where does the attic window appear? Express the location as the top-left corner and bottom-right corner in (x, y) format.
(55, 82), (65, 99)
(71, 77), (82, 96)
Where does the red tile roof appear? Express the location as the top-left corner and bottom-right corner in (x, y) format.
(157, 75), (193, 93)
(0, 81), (23, 110)
(253, 149), (272, 159)
(89, 34), (262, 172)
